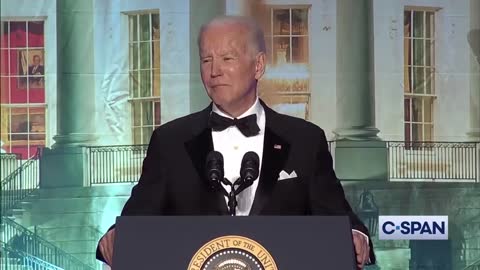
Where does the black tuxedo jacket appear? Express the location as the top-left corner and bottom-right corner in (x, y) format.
(97, 101), (375, 263)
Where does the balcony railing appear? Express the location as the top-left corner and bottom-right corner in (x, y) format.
(388, 141), (479, 182)
(1, 153), (22, 181)
(86, 144), (148, 185)
(82, 141), (478, 185)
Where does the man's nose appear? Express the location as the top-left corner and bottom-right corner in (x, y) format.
(210, 59), (223, 77)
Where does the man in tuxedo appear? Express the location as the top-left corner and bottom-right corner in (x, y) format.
(28, 55), (44, 76)
(97, 16), (375, 269)
(28, 54), (44, 87)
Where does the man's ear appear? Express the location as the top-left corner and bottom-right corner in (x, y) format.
(254, 52), (266, 80)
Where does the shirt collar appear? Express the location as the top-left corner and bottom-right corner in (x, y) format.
(212, 98), (262, 119)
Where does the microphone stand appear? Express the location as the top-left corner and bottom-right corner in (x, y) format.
(217, 177), (254, 216)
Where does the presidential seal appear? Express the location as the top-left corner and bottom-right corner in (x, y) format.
(188, 235), (278, 270)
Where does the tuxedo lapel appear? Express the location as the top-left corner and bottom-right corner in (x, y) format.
(184, 106), (229, 215)
(249, 103), (290, 215)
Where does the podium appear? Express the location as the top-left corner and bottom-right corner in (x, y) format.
(112, 216), (357, 269)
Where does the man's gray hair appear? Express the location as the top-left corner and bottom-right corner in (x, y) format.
(198, 16), (266, 55)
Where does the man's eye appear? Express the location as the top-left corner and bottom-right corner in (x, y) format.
(202, 59), (212, 63)
(224, 57), (234, 61)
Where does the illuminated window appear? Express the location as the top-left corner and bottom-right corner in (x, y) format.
(259, 7), (310, 119)
(128, 13), (160, 144)
(0, 20), (46, 158)
(404, 9), (436, 142)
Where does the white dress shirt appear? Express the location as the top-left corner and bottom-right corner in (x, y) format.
(211, 98), (265, 216)
(210, 98), (370, 252)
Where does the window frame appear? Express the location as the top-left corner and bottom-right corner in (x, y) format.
(126, 12), (161, 145)
(403, 8), (438, 144)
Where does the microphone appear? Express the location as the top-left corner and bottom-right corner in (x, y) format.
(205, 151), (224, 191)
(236, 151), (260, 194)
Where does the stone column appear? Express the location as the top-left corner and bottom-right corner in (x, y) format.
(41, 0), (96, 187)
(468, 0), (480, 140)
(334, 0), (387, 181)
(54, 0), (96, 146)
(334, 0), (379, 140)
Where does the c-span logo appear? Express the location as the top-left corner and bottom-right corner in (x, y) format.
(379, 216), (448, 240)
(188, 235), (278, 270)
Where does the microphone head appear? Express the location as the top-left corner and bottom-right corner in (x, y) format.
(206, 151), (224, 188)
(240, 151), (260, 181)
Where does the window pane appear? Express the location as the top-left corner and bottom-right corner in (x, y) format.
(404, 123), (411, 142)
(1, 22), (9, 48)
(28, 21), (44, 47)
(27, 50), (44, 74)
(16, 77), (29, 96)
(142, 127), (152, 144)
(413, 11), (424, 38)
(425, 68), (434, 94)
(424, 98), (433, 123)
(153, 69), (160, 97)
(292, 9), (308, 35)
(129, 71), (139, 97)
(273, 9), (289, 35)
(11, 108), (30, 135)
(292, 37), (308, 63)
(413, 67), (424, 94)
(426, 12), (434, 38)
(139, 14), (150, 41)
(132, 102), (141, 126)
(1, 49), (8, 75)
(404, 98), (411, 121)
(404, 11), (412, 38)
(1, 76), (10, 103)
(425, 40), (434, 67)
(424, 124), (433, 141)
(273, 37), (290, 65)
(129, 15), (138, 42)
(412, 123), (423, 141)
(10, 22), (26, 48)
(404, 66), (412, 93)
(154, 101), (161, 126)
(405, 38), (412, 66)
(29, 107), (45, 134)
(28, 50), (45, 90)
(151, 14), (160, 41)
(139, 42), (151, 69)
(139, 70), (151, 97)
(141, 101), (153, 126)
(412, 98), (422, 122)
(129, 43), (139, 70)
(413, 39), (424, 66)
(133, 127), (141, 144)
(152, 41), (160, 69)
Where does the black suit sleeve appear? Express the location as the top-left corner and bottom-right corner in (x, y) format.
(308, 129), (376, 264)
(120, 129), (169, 216)
(96, 129), (169, 263)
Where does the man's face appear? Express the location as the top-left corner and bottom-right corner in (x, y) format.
(199, 23), (265, 116)
(33, 56), (40, 65)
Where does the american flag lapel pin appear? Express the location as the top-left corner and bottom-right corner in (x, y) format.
(274, 144), (282, 150)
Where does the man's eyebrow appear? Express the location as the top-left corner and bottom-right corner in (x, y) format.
(220, 51), (238, 56)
